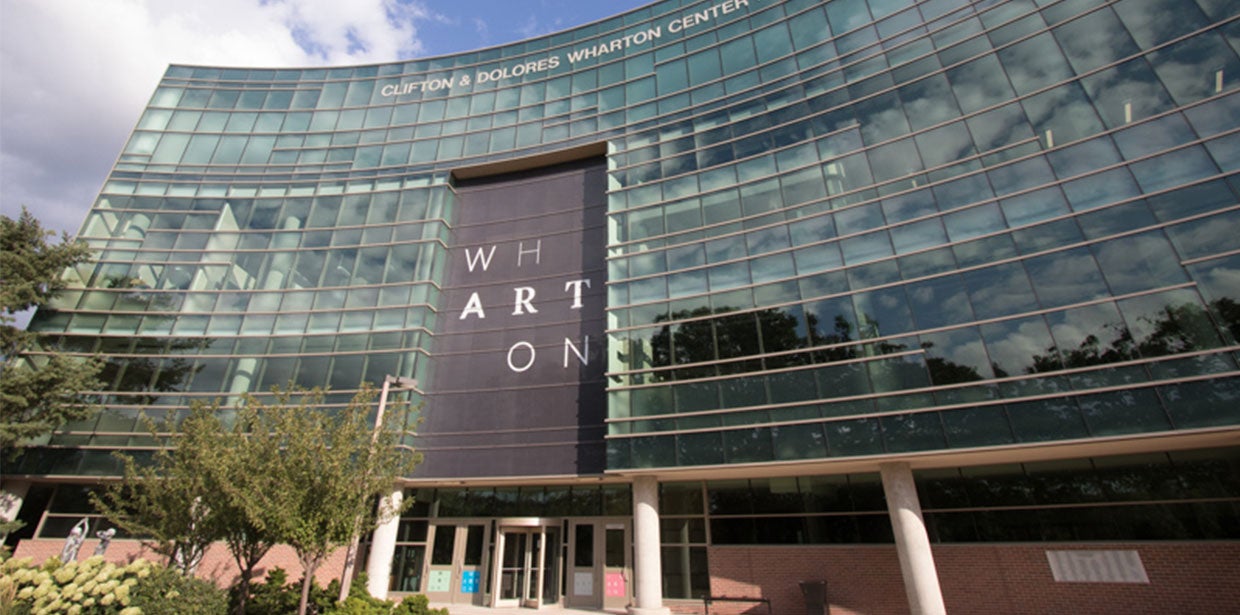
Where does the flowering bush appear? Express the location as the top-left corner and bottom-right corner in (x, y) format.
(0, 555), (223, 615)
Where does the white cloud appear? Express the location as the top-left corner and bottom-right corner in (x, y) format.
(516, 13), (565, 41)
(473, 18), (491, 45)
(1, 0), (431, 234)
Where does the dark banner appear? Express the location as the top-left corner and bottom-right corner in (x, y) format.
(417, 158), (608, 478)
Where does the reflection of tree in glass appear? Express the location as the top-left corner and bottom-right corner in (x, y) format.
(631, 298), (1240, 394)
(921, 344), (986, 385)
(1209, 297), (1240, 342)
(96, 340), (203, 406)
(1028, 299), (1235, 373)
(647, 307), (820, 370)
(811, 314), (862, 364)
(89, 276), (207, 405)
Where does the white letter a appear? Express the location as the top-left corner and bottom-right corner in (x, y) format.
(460, 292), (486, 319)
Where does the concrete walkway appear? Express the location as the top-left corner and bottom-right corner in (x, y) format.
(429, 604), (626, 614)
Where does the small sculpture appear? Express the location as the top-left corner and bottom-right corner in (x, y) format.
(60, 518), (90, 562)
(94, 527), (117, 556)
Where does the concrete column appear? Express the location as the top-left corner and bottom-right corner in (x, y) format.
(880, 462), (946, 615)
(1, 480), (31, 540)
(629, 476), (671, 615)
(365, 488), (404, 600)
(225, 214), (301, 410)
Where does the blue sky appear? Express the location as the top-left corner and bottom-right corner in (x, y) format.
(0, 0), (653, 237)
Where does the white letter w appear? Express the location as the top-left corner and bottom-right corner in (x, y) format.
(464, 245), (497, 272)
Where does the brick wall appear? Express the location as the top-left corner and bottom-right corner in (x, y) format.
(18, 538), (1237, 613)
(11, 538), (350, 589)
(689, 542), (1240, 615)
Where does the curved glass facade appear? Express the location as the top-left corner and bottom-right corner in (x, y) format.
(11, 0), (1240, 478)
(601, 0), (1240, 468)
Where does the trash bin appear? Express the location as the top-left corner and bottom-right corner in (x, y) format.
(800, 580), (827, 615)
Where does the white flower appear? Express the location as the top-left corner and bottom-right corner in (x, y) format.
(53, 566), (76, 584)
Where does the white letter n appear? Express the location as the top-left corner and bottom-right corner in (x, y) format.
(563, 336), (589, 367)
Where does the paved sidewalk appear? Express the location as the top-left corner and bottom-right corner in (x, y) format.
(429, 604), (626, 614)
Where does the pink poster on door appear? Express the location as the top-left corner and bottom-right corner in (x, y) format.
(605, 572), (626, 597)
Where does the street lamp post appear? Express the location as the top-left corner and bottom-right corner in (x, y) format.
(339, 375), (417, 601)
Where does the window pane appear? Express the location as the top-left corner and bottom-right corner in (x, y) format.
(1025, 247), (1107, 307)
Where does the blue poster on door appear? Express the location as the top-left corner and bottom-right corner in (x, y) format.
(461, 570), (479, 593)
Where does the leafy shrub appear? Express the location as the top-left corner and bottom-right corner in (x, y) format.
(0, 555), (441, 615)
(0, 555), (227, 615)
(128, 564), (227, 614)
(242, 567), (300, 615)
(241, 567), (354, 615)
(329, 573), (391, 615)
(391, 593), (448, 615)
(1, 555), (146, 614)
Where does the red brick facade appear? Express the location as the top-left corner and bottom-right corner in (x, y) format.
(16, 538), (1239, 613)
(687, 543), (1240, 615)
(11, 538), (349, 589)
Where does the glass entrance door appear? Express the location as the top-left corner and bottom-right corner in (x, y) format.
(494, 525), (561, 608)
(603, 523), (630, 610)
(424, 524), (488, 605)
(496, 530), (538, 607)
(566, 520), (631, 609)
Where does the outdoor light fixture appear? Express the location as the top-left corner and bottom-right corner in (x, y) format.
(339, 374), (419, 601)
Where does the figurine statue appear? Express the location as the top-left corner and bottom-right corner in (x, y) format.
(60, 518), (90, 562)
(94, 527), (117, 556)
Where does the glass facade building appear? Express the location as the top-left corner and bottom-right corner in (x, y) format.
(6, 0), (1240, 611)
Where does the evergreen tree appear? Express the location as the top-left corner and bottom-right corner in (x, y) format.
(1, 207), (103, 452)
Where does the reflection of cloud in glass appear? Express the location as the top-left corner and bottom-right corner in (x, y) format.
(1048, 302), (1126, 352)
(1026, 248), (1107, 307)
(1166, 213), (1240, 261)
(1148, 33), (1234, 105)
(966, 264), (1037, 319)
(1114, 0), (1205, 49)
(914, 122), (974, 169)
(999, 33), (1074, 95)
(948, 55), (1014, 114)
(1092, 232), (1185, 295)
(966, 104), (1033, 156)
(902, 76), (961, 132)
(923, 328), (991, 378)
(1087, 61), (1174, 128)
(1052, 8), (1138, 74)
(1199, 264), (1240, 298)
(984, 318), (1054, 376)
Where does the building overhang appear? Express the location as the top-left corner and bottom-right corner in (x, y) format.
(604, 426), (1240, 482)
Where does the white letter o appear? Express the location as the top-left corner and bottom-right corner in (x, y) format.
(507, 341), (536, 373)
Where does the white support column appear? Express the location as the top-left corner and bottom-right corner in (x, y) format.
(629, 476), (671, 615)
(880, 462), (946, 615)
(1, 480), (31, 540)
(365, 488), (404, 600)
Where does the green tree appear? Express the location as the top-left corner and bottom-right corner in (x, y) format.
(212, 405), (278, 615)
(91, 402), (278, 614)
(0, 207), (102, 453)
(235, 385), (421, 615)
(91, 408), (223, 576)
